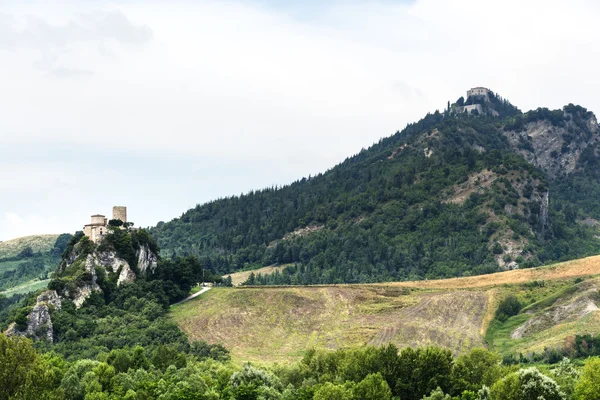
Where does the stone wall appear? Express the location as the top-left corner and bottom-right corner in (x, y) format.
(467, 87), (489, 98)
(91, 215), (106, 225)
(112, 206), (127, 223)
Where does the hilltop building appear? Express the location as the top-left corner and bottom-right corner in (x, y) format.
(451, 87), (495, 116)
(83, 206), (128, 243)
(466, 87), (490, 99)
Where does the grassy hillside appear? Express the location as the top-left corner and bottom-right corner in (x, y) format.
(0, 234), (71, 296)
(170, 255), (600, 363)
(0, 234), (59, 259)
(171, 285), (490, 363)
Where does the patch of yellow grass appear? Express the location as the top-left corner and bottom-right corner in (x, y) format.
(171, 286), (489, 363)
(226, 265), (286, 286)
(386, 255), (600, 290)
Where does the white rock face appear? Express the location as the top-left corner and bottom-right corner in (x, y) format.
(137, 244), (158, 274)
(72, 285), (96, 309)
(504, 115), (600, 180)
(4, 290), (61, 342)
(57, 239), (158, 307)
(117, 263), (136, 286)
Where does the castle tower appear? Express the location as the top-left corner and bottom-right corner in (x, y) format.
(112, 206), (127, 223)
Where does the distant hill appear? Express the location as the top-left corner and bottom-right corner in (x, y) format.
(0, 234), (60, 258)
(0, 234), (71, 296)
(152, 90), (600, 284)
(170, 254), (600, 363)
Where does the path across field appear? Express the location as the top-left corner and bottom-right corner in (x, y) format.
(173, 287), (211, 305)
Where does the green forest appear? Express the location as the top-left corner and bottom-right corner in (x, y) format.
(3, 333), (600, 400)
(151, 98), (600, 285)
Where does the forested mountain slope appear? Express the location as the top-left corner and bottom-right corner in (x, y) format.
(151, 91), (600, 284)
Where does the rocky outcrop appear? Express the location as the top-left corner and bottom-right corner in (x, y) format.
(92, 250), (136, 286)
(511, 284), (599, 339)
(65, 254), (102, 308)
(54, 233), (159, 308)
(5, 290), (61, 342)
(504, 112), (600, 180)
(117, 263), (136, 286)
(137, 244), (158, 274)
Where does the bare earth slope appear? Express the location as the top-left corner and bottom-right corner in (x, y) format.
(171, 255), (600, 363)
(172, 286), (490, 363)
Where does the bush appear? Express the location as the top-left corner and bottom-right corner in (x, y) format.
(490, 367), (565, 400)
(495, 295), (522, 322)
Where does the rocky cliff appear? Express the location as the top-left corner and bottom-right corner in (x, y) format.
(4, 228), (161, 343)
(5, 290), (61, 342)
(53, 229), (160, 308)
(504, 106), (600, 180)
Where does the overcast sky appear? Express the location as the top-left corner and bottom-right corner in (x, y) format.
(1, 0), (600, 241)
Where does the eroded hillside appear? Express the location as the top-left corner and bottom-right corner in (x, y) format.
(172, 254), (600, 363)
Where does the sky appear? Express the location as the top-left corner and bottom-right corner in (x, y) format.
(1, 0), (600, 241)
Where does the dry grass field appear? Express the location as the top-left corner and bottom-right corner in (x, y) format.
(225, 265), (286, 286)
(171, 255), (600, 364)
(172, 285), (491, 363)
(386, 255), (600, 289)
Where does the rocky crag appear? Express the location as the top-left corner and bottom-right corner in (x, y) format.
(5, 290), (61, 342)
(5, 227), (159, 341)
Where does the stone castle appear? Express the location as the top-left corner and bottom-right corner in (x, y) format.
(452, 87), (495, 115)
(83, 206), (127, 243)
(466, 87), (490, 99)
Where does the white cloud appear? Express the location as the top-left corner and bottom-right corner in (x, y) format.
(0, 212), (64, 241)
(1, 0), (600, 240)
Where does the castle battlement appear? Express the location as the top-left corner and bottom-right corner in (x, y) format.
(83, 206), (128, 243)
(467, 87), (490, 99)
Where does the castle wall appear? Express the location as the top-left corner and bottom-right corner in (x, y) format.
(89, 226), (107, 244)
(91, 215), (106, 225)
(462, 104), (484, 114)
(467, 87), (489, 98)
(83, 207), (128, 243)
(112, 206), (127, 223)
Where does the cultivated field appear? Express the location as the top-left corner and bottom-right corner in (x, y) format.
(171, 255), (600, 364)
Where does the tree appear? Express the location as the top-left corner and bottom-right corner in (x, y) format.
(313, 382), (352, 400)
(0, 334), (53, 400)
(574, 357), (600, 400)
(229, 364), (283, 400)
(495, 295), (522, 322)
(452, 348), (501, 394)
(490, 367), (565, 400)
(551, 357), (579, 399)
(423, 387), (452, 400)
(353, 373), (392, 400)
(396, 347), (453, 400)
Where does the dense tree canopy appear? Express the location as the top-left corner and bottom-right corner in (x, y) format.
(151, 106), (600, 285)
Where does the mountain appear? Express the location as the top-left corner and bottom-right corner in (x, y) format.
(0, 234), (71, 296)
(151, 88), (600, 284)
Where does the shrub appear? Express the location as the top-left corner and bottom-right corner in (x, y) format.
(495, 295), (522, 322)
